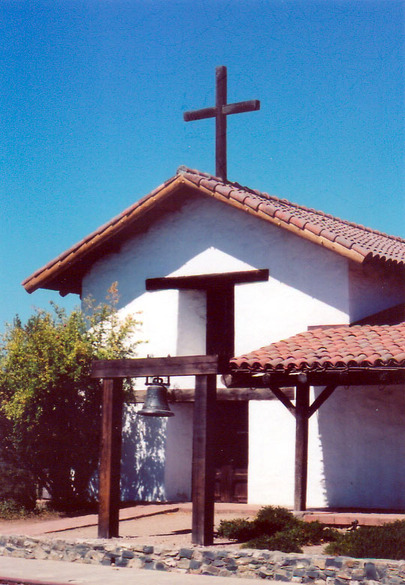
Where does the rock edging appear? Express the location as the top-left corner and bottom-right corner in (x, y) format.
(0, 534), (404, 583)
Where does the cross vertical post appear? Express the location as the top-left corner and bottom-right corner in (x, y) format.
(216, 66), (227, 180)
(184, 65), (260, 181)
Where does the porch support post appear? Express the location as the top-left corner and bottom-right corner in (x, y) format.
(98, 378), (124, 538)
(192, 374), (217, 545)
(294, 379), (310, 512)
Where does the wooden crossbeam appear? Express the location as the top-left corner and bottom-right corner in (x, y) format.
(91, 355), (219, 378)
(146, 269), (269, 291)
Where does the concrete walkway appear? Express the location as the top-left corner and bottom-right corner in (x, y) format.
(302, 509), (405, 526)
(0, 557), (282, 585)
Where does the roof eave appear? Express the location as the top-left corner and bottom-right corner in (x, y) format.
(22, 174), (187, 295)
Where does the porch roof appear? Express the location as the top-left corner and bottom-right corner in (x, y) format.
(230, 322), (405, 375)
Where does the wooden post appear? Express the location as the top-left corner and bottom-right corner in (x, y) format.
(294, 380), (310, 511)
(192, 374), (217, 545)
(216, 66), (227, 180)
(98, 378), (124, 538)
(206, 284), (234, 363)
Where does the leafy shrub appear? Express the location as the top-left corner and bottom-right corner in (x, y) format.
(0, 461), (36, 511)
(297, 520), (338, 545)
(243, 530), (303, 553)
(326, 521), (405, 560)
(0, 499), (30, 519)
(0, 284), (141, 511)
(254, 505), (299, 534)
(217, 518), (257, 541)
(217, 506), (339, 553)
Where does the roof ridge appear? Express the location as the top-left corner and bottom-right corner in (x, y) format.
(23, 166), (405, 295)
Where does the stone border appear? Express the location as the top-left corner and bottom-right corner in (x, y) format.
(0, 535), (404, 583)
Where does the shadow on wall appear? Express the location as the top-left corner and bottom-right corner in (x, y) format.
(87, 197), (350, 317)
(121, 404), (168, 502)
(317, 385), (405, 509)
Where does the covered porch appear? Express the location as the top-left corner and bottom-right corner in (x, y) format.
(91, 321), (405, 545)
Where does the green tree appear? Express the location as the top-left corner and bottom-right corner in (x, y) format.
(0, 284), (140, 510)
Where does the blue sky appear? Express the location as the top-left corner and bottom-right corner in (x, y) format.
(1, 0), (404, 329)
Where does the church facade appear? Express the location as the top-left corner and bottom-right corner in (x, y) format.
(23, 167), (405, 509)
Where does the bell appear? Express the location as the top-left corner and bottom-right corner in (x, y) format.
(138, 377), (174, 417)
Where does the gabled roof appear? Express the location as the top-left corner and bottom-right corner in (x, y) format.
(230, 322), (405, 374)
(22, 167), (405, 296)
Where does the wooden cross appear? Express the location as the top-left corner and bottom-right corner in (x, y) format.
(184, 65), (260, 181)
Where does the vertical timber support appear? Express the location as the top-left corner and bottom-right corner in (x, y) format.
(192, 374), (217, 545)
(215, 65), (227, 180)
(98, 378), (124, 538)
(294, 379), (310, 512)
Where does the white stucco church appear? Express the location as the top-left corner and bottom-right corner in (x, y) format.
(23, 165), (405, 511)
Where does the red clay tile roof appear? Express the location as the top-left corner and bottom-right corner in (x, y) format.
(22, 167), (405, 295)
(230, 323), (405, 373)
(179, 168), (405, 269)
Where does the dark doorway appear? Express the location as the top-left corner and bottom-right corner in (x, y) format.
(214, 402), (248, 503)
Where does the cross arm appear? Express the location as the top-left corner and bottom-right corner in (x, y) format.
(184, 100), (260, 123)
(223, 100), (260, 116)
(184, 107), (217, 122)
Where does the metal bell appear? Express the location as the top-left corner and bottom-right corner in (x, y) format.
(138, 377), (174, 417)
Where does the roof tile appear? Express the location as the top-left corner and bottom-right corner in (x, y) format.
(23, 167), (405, 294)
(231, 322), (405, 373)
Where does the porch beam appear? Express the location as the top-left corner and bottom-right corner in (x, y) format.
(98, 378), (124, 538)
(225, 369), (405, 388)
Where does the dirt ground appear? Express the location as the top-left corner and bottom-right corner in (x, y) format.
(52, 509), (253, 547)
(0, 503), (330, 555)
(0, 505), (325, 554)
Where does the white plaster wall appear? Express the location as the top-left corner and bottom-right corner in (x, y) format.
(317, 384), (405, 508)
(249, 389), (328, 507)
(248, 400), (295, 506)
(349, 263), (405, 322)
(82, 196), (351, 361)
(121, 404), (168, 501)
(83, 194), (405, 507)
(164, 403), (194, 501)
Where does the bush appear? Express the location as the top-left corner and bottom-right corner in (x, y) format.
(0, 461), (36, 511)
(255, 505), (298, 534)
(325, 521), (405, 560)
(0, 284), (141, 511)
(217, 506), (339, 553)
(217, 518), (257, 541)
(243, 530), (303, 553)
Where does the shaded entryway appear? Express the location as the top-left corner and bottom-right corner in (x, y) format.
(214, 402), (248, 503)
